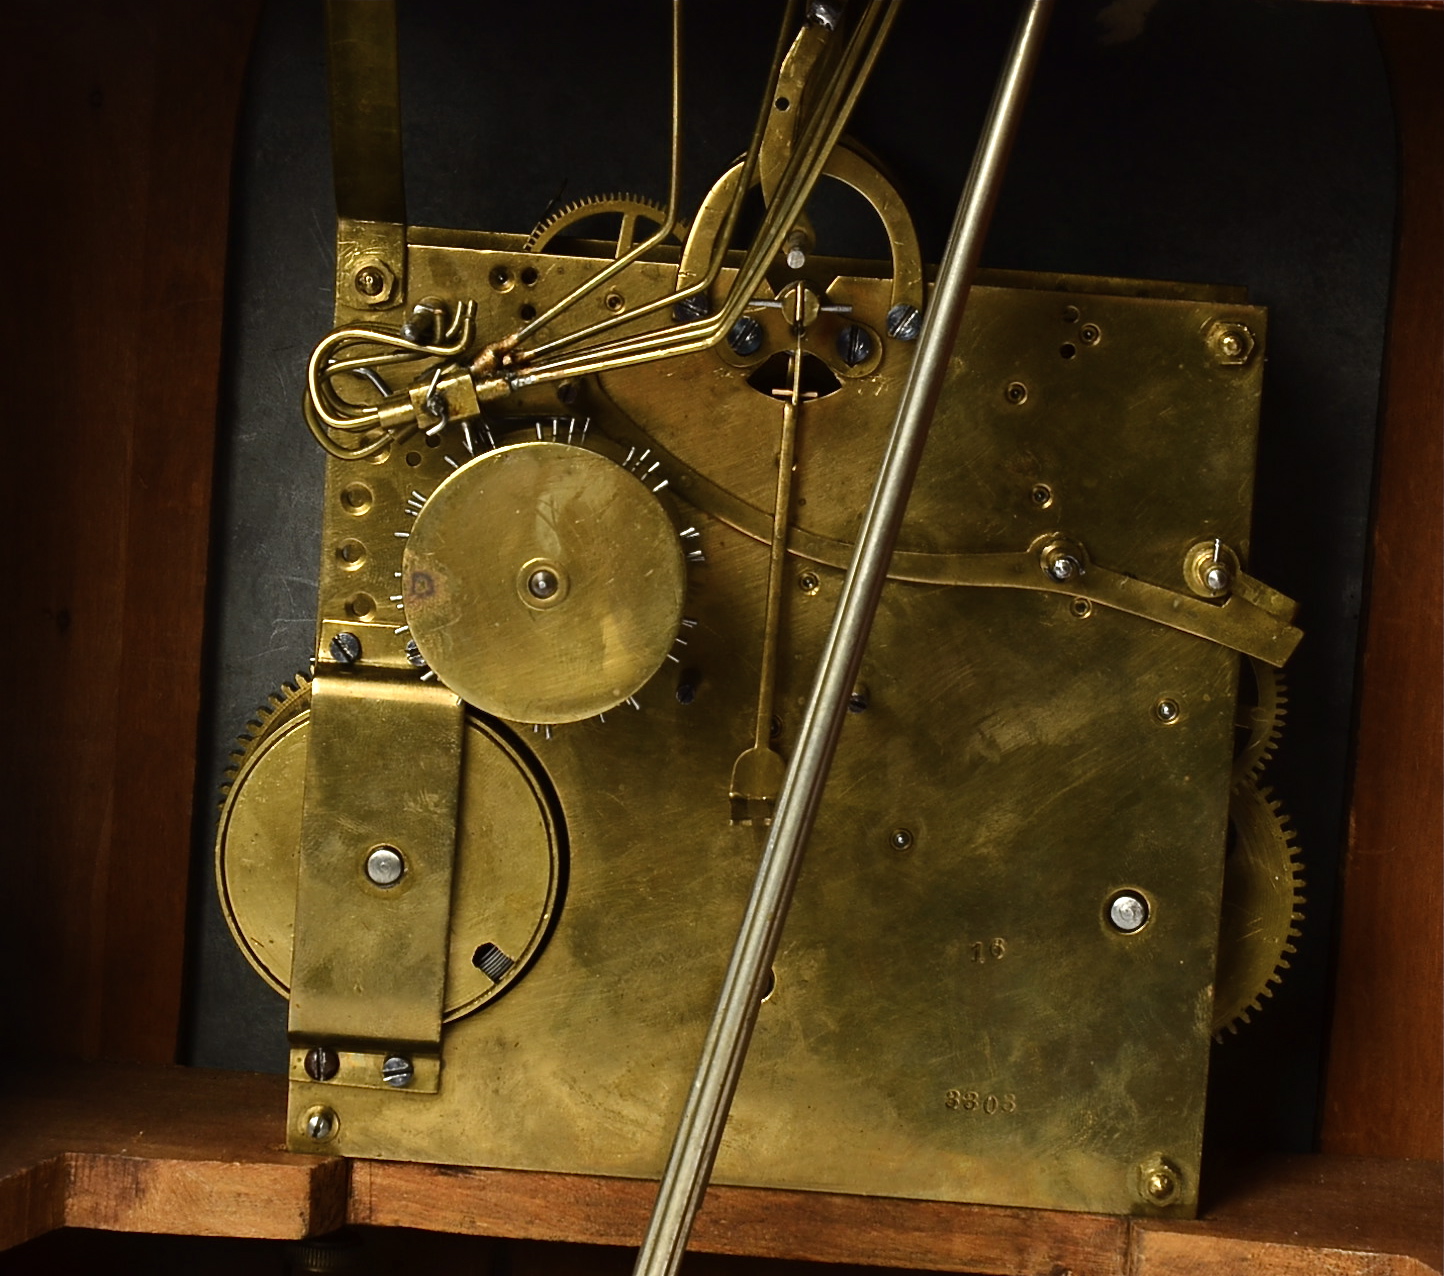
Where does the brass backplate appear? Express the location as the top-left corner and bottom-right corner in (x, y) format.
(237, 232), (1274, 1217)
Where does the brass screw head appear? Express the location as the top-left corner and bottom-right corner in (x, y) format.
(1205, 320), (1256, 366)
(1137, 1156), (1183, 1205)
(351, 259), (397, 306)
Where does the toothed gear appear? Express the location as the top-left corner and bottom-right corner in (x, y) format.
(218, 673), (311, 806)
(1233, 655), (1287, 787)
(1212, 779), (1305, 1039)
(524, 192), (687, 257)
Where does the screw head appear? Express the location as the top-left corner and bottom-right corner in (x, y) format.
(1205, 320), (1255, 366)
(329, 631), (362, 665)
(303, 1046), (340, 1082)
(1137, 1156), (1183, 1205)
(1108, 892), (1150, 933)
(837, 324), (875, 368)
(889, 827), (914, 851)
(527, 568), (560, 600)
(848, 689), (869, 714)
(1047, 553), (1081, 582)
(797, 570), (821, 595)
(1079, 322), (1101, 345)
(1204, 564), (1231, 594)
(673, 293), (710, 323)
(365, 845), (405, 887)
(381, 1055), (414, 1088)
(304, 1107), (338, 1141)
(1005, 381), (1028, 405)
(404, 638), (427, 668)
(354, 267), (385, 297)
(886, 303), (922, 341)
(726, 315), (764, 357)
(1153, 697), (1181, 725)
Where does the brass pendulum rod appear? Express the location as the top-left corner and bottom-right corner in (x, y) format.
(629, 3), (1057, 1275)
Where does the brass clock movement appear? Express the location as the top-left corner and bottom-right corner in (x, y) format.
(214, 0), (1304, 1221)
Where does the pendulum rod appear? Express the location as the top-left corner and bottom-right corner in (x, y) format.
(629, 3), (1057, 1275)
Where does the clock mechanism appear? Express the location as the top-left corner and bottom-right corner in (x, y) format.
(215, 0), (1303, 1219)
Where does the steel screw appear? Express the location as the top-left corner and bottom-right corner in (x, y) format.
(1204, 564), (1231, 594)
(889, 827), (915, 851)
(303, 1046), (340, 1082)
(354, 266), (386, 297)
(837, 324), (874, 367)
(305, 1108), (337, 1141)
(365, 845), (405, 887)
(1005, 381), (1028, 405)
(401, 297), (444, 345)
(329, 631), (362, 665)
(886, 303), (922, 341)
(1046, 553), (1081, 583)
(673, 294), (711, 323)
(797, 570), (821, 595)
(1154, 697), (1181, 725)
(727, 315), (764, 357)
(405, 638), (427, 668)
(1109, 893), (1150, 933)
(848, 688), (869, 713)
(1079, 322), (1101, 345)
(381, 1055), (414, 1088)
(528, 568), (560, 599)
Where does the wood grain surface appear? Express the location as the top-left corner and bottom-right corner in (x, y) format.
(0, 2), (259, 1064)
(1321, 6), (1444, 1161)
(2, 1065), (1438, 1275)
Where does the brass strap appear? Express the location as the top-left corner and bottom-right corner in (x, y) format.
(326, 0), (405, 225)
(288, 671), (463, 1052)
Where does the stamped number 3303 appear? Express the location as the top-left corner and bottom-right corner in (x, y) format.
(945, 1089), (1017, 1114)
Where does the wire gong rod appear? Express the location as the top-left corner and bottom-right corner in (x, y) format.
(630, 2), (1056, 1273)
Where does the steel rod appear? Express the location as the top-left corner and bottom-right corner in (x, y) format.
(630, 3), (1055, 1273)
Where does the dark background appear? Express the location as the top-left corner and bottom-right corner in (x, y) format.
(184, 0), (1396, 1163)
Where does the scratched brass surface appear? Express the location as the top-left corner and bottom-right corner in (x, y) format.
(212, 228), (1286, 1215)
(217, 705), (561, 1022)
(402, 441), (687, 724)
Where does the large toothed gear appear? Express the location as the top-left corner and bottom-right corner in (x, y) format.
(524, 191), (688, 257)
(1233, 655), (1288, 787)
(1212, 780), (1306, 1039)
(218, 673), (311, 806)
(214, 681), (564, 1020)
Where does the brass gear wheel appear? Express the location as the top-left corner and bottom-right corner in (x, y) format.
(1233, 655), (1288, 787)
(214, 681), (564, 1021)
(219, 672), (311, 805)
(524, 191), (687, 257)
(1212, 779), (1305, 1038)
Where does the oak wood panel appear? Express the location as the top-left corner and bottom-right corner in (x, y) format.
(0, 2), (259, 1064)
(1322, 7), (1444, 1160)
